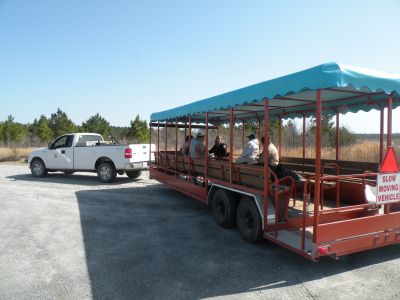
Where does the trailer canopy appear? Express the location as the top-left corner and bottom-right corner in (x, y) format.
(150, 62), (400, 123)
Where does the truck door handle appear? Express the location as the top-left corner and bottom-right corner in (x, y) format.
(61, 150), (65, 154)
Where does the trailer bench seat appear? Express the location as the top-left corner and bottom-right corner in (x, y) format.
(280, 157), (379, 176)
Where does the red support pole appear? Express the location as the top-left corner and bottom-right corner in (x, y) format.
(336, 112), (339, 161)
(257, 117), (261, 152)
(386, 95), (393, 214)
(165, 122), (168, 173)
(242, 120), (245, 149)
(205, 113), (209, 194)
(149, 123), (152, 176)
(278, 117), (282, 159)
(229, 109), (234, 185)
(188, 117), (192, 179)
(263, 98), (269, 235)
(302, 114), (306, 158)
(175, 118), (178, 176)
(313, 90), (322, 244)
(387, 95), (393, 147)
(184, 120), (187, 138)
(157, 121), (160, 166)
(380, 107), (384, 163)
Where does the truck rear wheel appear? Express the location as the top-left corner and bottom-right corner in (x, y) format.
(126, 170), (142, 179)
(211, 189), (237, 228)
(31, 158), (47, 178)
(97, 162), (117, 183)
(236, 199), (262, 243)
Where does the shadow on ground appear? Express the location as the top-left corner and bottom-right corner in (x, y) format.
(75, 185), (400, 299)
(7, 172), (137, 186)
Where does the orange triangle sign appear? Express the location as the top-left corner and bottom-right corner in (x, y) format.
(380, 147), (400, 173)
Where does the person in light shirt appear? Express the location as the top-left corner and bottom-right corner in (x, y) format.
(235, 133), (259, 164)
(258, 136), (279, 167)
(190, 130), (206, 159)
(258, 136), (304, 182)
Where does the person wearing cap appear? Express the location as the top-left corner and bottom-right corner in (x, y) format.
(209, 135), (229, 159)
(258, 136), (279, 167)
(190, 130), (206, 159)
(236, 133), (259, 164)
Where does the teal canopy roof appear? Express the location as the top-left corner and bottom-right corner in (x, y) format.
(150, 62), (400, 123)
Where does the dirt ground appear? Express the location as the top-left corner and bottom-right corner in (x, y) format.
(0, 163), (400, 299)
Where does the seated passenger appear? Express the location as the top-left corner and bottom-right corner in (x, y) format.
(190, 130), (206, 159)
(179, 135), (193, 156)
(258, 136), (279, 168)
(259, 136), (304, 182)
(209, 135), (229, 159)
(235, 133), (259, 164)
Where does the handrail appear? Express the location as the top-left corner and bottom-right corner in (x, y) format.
(321, 162), (340, 208)
(300, 172), (379, 250)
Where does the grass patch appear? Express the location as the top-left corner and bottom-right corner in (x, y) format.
(0, 147), (35, 162)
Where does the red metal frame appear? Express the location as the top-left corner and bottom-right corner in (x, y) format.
(263, 98), (270, 235)
(149, 85), (400, 261)
(205, 113), (209, 197)
(313, 90), (322, 244)
(302, 114), (306, 158)
(278, 117), (282, 159)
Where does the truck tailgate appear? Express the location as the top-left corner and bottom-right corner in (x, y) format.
(129, 144), (153, 163)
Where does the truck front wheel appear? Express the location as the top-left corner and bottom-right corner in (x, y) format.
(126, 170), (142, 179)
(31, 158), (47, 178)
(97, 162), (117, 183)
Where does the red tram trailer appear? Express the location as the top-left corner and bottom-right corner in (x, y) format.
(149, 62), (400, 261)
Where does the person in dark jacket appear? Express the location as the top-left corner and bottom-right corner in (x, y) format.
(209, 135), (228, 159)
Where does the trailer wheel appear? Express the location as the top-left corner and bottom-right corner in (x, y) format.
(97, 162), (117, 183)
(236, 199), (262, 243)
(126, 170), (142, 179)
(30, 158), (47, 178)
(211, 189), (237, 228)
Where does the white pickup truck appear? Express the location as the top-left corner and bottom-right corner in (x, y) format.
(28, 133), (154, 183)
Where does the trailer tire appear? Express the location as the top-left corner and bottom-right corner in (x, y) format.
(236, 199), (262, 243)
(97, 162), (117, 183)
(30, 158), (47, 178)
(211, 189), (237, 228)
(126, 170), (142, 179)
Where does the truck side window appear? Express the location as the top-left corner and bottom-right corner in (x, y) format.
(65, 135), (73, 147)
(52, 136), (71, 149)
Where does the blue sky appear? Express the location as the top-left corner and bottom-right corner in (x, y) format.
(1, 0), (399, 133)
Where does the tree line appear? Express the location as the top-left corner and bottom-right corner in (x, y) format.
(0, 108), (149, 147)
(1, 109), (356, 149)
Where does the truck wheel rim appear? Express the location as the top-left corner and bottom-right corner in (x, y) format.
(100, 166), (110, 180)
(33, 162), (42, 175)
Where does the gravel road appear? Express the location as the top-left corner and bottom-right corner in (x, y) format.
(0, 163), (399, 299)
